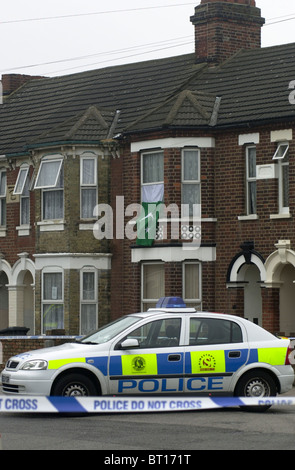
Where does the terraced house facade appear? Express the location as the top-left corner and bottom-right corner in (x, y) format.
(1, 0), (295, 337)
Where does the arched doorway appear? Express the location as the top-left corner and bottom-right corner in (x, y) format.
(264, 241), (295, 335)
(23, 271), (34, 334)
(0, 271), (8, 329)
(279, 265), (295, 334)
(243, 264), (262, 325)
(227, 242), (265, 324)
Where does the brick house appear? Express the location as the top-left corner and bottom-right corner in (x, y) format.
(1, 0), (295, 336)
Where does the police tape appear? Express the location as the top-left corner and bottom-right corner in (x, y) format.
(0, 395), (295, 413)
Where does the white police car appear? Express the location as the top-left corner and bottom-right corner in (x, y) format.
(1, 298), (294, 410)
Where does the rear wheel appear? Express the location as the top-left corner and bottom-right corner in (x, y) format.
(235, 370), (277, 412)
(52, 373), (98, 397)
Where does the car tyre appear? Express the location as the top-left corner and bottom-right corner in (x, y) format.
(235, 370), (277, 412)
(52, 373), (98, 397)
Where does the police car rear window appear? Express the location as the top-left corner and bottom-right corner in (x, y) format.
(189, 318), (243, 346)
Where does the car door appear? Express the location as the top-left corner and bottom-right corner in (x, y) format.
(108, 316), (185, 395)
(184, 316), (249, 394)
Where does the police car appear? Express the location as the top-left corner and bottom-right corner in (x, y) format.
(1, 297), (294, 411)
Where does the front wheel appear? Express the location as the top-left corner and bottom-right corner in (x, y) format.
(52, 373), (98, 397)
(235, 371), (277, 412)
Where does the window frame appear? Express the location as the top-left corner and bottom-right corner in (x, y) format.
(14, 165), (30, 226)
(13, 167), (29, 195)
(80, 268), (98, 335)
(272, 142), (289, 161)
(41, 268), (64, 333)
(141, 262), (165, 311)
(0, 169), (6, 226)
(182, 262), (202, 309)
(245, 145), (257, 216)
(141, 150), (164, 187)
(80, 154), (98, 219)
(34, 157), (63, 190)
(181, 148), (201, 218)
(278, 145), (290, 214)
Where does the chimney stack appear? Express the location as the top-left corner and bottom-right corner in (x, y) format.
(1, 74), (45, 97)
(190, 0), (265, 65)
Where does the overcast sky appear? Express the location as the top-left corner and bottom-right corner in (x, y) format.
(0, 0), (294, 78)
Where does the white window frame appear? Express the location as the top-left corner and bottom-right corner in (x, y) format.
(80, 154), (98, 219)
(181, 148), (201, 219)
(182, 262), (202, 309)
(0, 169), (6, 227)
(141, 151), (164, 187)
(246, 146), (257, 215)
(80, 268), (98, 335)
(272, 142), (289, 160)
(34, 157), (63, 190)
(13, 167), (29, 195)
(277, 143), (289, 214)
(14, 165), (30, 228)
(141, 262), (165, 311)
(41, 268), (64, 333)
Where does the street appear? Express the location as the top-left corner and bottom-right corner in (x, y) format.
(1, 390), (295, 451)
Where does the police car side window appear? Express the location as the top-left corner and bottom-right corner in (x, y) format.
(189, 318), (243, 345)
(121, 318), (181, 348)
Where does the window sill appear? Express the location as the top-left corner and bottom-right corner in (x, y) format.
(37, 220), (65, 231)
(16, 225), (31, 236)
(79, 220), (96, 230)
(0, 227), (6, 237)
(238, 214), (259, 221)
(270, 213), (292, 219)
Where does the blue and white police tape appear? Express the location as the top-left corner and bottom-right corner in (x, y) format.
(0, 395), (295, 413)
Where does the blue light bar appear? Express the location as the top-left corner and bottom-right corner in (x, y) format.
(156, 297), (187, 308)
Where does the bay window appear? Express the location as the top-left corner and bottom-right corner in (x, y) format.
(34, 156), (64, 220)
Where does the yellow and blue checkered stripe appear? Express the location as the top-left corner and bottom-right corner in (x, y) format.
(47, 346), (288, 377)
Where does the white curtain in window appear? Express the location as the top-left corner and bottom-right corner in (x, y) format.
(43, 304), (64, 332)
(143, 264), (164, 301)
(82, 272), (95, 300)
(43, 190), (63, 219)
(183, 150), (199, 181)
(82, 159), (95, 185)
(143, 152), (164, 184)
(81, 188), (96, 218)
(0, 172), (6, 196)
(184, 264), (200, 300)
(43, 272), (62, 300)
(81, 304), (97, 335)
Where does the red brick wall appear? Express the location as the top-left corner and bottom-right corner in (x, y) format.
(1, 165), (35, 266)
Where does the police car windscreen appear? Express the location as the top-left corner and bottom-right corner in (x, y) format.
(79, 316), (141, 344)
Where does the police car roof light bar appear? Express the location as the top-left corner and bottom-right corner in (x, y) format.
(156, 297), (187, 308)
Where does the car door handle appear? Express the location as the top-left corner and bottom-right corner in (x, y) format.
(228, 351), (241, 358)
(168, 354), (181, 362)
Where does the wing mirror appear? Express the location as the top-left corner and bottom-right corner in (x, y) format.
(120, 338), (139, 349)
